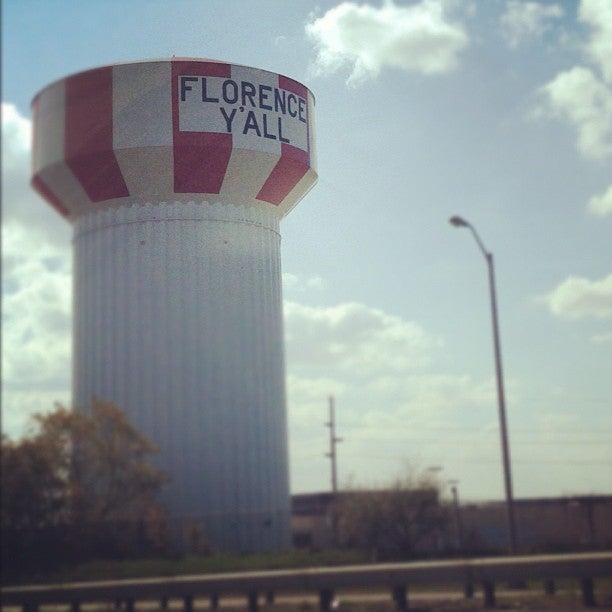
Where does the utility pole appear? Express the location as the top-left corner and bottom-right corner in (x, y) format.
(325, 396), (342, 493)
(325, 396), (342, 548)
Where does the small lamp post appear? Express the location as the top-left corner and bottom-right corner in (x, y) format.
(447, 479), (464, 552)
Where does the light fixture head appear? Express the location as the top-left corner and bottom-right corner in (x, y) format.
(449, 215), (469, 228)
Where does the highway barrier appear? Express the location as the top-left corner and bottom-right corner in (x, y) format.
(2, 551), (612, 610)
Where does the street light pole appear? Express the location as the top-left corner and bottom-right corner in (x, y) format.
(449, 215), (518, 555)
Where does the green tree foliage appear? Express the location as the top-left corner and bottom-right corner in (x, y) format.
(1, 400), (168, 577)
(335, 471), (448, 561)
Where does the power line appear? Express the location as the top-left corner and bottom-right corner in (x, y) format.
(337, 452), (612, 466)
(342, 436), (612, 446)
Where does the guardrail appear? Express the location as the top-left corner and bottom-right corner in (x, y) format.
(2, 552), (611, 611)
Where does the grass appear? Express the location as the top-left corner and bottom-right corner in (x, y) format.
(3, 550), (367, 586)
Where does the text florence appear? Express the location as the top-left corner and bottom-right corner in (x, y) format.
(180, 76), (307, 122)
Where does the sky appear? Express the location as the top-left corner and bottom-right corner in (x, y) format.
(2, 0), (611, 503)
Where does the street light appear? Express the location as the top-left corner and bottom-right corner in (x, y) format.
(426, 465), (443, 476)
(449, 215), (518, 555)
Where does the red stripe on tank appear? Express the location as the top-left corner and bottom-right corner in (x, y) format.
(172, 61), (232, 194)
(256, 144), (309, 206)
(31, 175), (70, 217)
(278, 75), (308, 99)
(65, 67), (129, 202)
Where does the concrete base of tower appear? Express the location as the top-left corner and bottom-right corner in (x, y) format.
(72, 200), (291, 556)
(167, 510), (292, 554)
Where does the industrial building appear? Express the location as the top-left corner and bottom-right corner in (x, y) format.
(291, 491), (612, 554)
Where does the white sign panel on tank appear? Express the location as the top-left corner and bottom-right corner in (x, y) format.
(178, 65), (309, 155)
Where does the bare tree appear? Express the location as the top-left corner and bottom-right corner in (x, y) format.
(335, 470), (448, 561)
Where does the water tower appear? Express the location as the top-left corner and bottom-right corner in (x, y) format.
(31, 59), (317, 551)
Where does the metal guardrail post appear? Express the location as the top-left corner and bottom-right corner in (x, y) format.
(319, 588), (334, 611)
(581, 577), (596, 607)
(483, 581), (495, 608)
(247, 590), (259, 612)
(391, 585), (408, 610)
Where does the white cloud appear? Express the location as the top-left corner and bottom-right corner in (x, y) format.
(282, 272), (325, 292)
(536, 1), (612, 162)
(305, 0), (468, 86)
(2, 222), (72, 437)
(2, 102), (34, 221)
(282, 299), (510, 491)
(591, 331), (612, 344)
(544, 273), (612, 319)
(363, 373), (499, 424)
(284, 300), (439, 375)
(1, 102), (71, 245)
(2, 102), (31, 169)
(588, 184), (612, 216)
(539, 66), (612, 160)
(580, 0), (612, 83)
(2, 103), (72, 439)
(501, 0), (564, 48)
